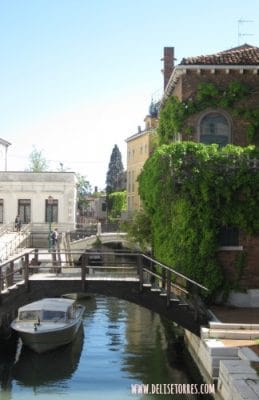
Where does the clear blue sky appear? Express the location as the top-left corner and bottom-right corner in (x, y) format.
(0, 0), (259, 189)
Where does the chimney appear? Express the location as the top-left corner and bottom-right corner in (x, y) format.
(161, 47), (175, 90)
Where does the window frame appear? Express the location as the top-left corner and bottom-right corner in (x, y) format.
(18, 199), (31, 223)
(0, 199), (3, 224)
(45, 199), (58, 223)
(198, 110), (232, 147)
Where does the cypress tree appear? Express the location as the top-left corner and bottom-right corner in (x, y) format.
(105, 144), (125, 194)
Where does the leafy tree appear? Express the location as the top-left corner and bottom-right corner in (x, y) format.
(122, 209), (152, 251)
(28, 146), (48, 172)
(108, 191), (127, 220)
(76, 174), (92, 215)
(106, 144), (125, 194)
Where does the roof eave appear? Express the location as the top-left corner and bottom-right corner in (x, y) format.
(0, 138), (11, 147)
(125, 128), (156, 143)
(161, 64), (259, 106)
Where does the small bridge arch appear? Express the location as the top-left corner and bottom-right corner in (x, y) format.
(0, 250), (209, 339)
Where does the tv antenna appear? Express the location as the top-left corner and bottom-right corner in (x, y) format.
(238, 19), (254, 45)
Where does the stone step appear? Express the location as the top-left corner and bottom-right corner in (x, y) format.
(210, 321), (259, 330)
(150, 287), (161, 292)
(178, 302), (189, 307)
(208, 328), (259, 340)
(170, 297), (180, 303)
(159, 291), (167, 297)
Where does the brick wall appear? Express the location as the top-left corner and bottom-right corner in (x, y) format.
(175, 70), (259, 146)
(217, 235), (259, 289)
(172, 69), (259, 289)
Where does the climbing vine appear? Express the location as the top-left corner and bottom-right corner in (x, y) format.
(138, 142), (259, 295)
(158, 81), (259, 144)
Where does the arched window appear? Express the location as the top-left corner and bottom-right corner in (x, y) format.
(199, 112), (231, 147)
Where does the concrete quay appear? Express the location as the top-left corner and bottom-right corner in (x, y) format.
(185, 309), (259, 400)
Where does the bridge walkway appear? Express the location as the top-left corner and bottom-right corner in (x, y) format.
(0, 249), (210, 336)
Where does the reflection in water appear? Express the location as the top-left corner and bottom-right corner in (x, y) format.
(13, 325), (84, 386)
(0, 295), (208, 399)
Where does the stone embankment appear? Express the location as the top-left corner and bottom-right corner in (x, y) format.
(185, 321), (259, 399)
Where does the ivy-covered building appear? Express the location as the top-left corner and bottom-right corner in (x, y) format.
(161, 44), (259, 147)
(168, 45), (259, 297)
(139, 44), (259, 302)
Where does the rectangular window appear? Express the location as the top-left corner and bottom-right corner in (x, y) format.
(18, 199), (31, 223)
(219, 226), (239, 247)
(45, 199), (58, 223)
(128, 171), (131, 193)
(0, 199), (3, 224)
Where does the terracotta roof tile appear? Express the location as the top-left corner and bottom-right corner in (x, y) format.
(180, 44), (259, 66)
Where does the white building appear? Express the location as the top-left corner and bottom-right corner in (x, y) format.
(0, 172), (77, 231)
(0, 138), (11, 171)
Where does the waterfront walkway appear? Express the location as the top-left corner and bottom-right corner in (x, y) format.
(211, 305), (259, 324)
(209, 305), (259, 353)
(194, 305), (259, 399)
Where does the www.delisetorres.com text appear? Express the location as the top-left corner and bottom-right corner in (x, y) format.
(131, 383), (216, 395)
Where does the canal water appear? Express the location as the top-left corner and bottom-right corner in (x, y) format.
(0, 296), (211, 400)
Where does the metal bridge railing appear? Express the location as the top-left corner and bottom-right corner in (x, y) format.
(0, 223), (14, 236)
(0, 224), (31, 262)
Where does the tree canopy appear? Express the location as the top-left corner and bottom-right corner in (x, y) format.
(76, 174), (92, 214)
(106, 144), (125, 193)
(28, 146), (48, 172)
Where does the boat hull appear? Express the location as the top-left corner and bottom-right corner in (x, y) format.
(12, 305), (85, 354)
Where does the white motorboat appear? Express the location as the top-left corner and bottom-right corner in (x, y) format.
(11, 298), (85, 353)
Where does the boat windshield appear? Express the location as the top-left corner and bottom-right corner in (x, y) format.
(19, 310), (41, 321)
(42, 310), (66, 321)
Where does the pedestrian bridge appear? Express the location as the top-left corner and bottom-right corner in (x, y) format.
(69, 232), (132, 255)
(0, 249), (210, 338)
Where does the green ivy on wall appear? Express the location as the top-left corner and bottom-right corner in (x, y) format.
(138, 142), (259, 295)
(158, 81), (259, 144)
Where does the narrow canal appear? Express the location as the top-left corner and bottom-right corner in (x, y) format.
(0, 296), (212, 400)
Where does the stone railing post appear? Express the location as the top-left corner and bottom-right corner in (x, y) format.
(9, 261), (14, 286)
(0, 270), (3, 293)
(81, 253), (88, 291)
(137, 254), (143, 291)
(162, 268), (166, 289)
(24, 253), (30, 291)
(34, 248), (39, 265)
(166, 269), (172, 307)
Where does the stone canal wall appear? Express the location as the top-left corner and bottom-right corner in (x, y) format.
(184, 323), (259, 399)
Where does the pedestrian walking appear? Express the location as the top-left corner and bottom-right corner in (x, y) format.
(15, 215), (22, 231)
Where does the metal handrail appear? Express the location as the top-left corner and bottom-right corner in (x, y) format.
(143, 267), (189, 295)
(0, 224), (31, 261)
(0, 249), (209, 314)
(142, 253), (209, 292)
(0, 223), (14, 236)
